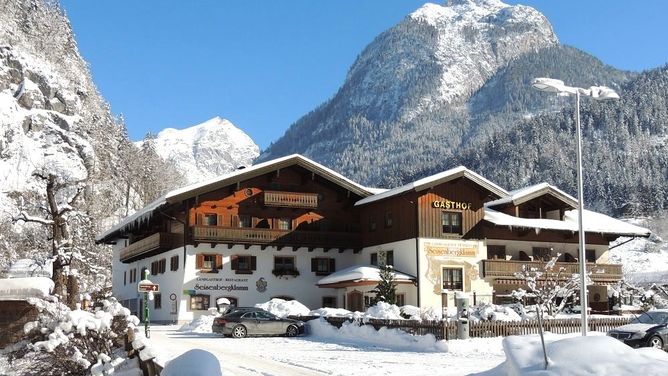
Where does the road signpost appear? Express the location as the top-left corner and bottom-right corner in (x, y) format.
(138, 271), (159, 338)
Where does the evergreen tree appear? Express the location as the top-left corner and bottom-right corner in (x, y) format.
(373, 265), (398, 305)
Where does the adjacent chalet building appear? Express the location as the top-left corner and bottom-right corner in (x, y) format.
(97, 155), (650, 323)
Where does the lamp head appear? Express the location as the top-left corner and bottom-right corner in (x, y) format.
(532, 77), (567, 93)
(588, 86), (620, 101)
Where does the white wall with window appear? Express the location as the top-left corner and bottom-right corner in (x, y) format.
(417, 238), (491, 312)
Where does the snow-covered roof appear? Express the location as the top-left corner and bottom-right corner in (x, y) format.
(485, 182), (578, 209)
(484, 208), (651, 237)
(7, 258), (52, 278)
(317, 265), (416, 286)
(97, 154), (377, 243)
(0, 277), (54, 300)
(355, 166), (508, 206)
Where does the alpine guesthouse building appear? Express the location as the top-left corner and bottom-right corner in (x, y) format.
(97, 155), (650, 323)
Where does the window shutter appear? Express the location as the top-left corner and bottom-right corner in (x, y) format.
(217, 214), (223, 226)
(231, 256), (238, 270)
(216, 255), (223, 270)
(196, 213), (203, 225)
(124, 271), (127, 285)
(311, 258), (317, 272)
(250, 256), (257, 270)
(231, 215), (238, 227)
(196, 254), (204, 269)
(329, 258), (336, 272)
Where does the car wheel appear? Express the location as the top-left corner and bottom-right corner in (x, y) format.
(232, 325), (247, 338)
(648, 336), (663, 349)
(286, 325), (299, 337)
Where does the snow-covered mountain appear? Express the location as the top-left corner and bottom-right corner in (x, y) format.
(259, 0), (558, 177)
(139, 117), (259, 184)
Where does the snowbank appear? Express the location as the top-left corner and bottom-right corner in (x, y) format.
(0, 277), (53, 300)
(307, 318), (448, 353)
(178, 314), (215, 333)
(309, 307), (354, 317)
(161, 349), (222, 376)
(365, 301), (404, 319)
(254, 298), (310, 317)
(484, 333), (668, 375)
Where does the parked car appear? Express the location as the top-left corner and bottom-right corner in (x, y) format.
(607, 309), (668, 350)
(212, 307), (305, 338)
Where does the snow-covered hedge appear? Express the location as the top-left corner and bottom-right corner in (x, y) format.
(6, 296), (140, 376)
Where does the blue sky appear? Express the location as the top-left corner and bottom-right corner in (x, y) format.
(60, 1), (668, 150)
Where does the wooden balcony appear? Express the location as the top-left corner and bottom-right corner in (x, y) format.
(263, 191), (318, 209)
(192, 226), (360, 251)
(481, 259), (623, 282)
(120, 232), (183, 263)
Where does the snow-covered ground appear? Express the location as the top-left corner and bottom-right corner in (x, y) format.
(151, 324), (505, 376)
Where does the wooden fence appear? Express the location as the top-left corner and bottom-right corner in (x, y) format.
(292, 316), (632, 341)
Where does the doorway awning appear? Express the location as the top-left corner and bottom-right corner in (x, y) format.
(317, 265), (415, 288)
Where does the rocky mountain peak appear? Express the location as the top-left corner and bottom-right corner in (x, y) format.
(143, 116), (259, 184)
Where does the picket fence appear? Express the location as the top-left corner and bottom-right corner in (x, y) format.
(294, 316), (633, 341)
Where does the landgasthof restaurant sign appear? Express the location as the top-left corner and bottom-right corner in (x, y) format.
(432, 199), (472, 210)
(425, 242), (478, 258)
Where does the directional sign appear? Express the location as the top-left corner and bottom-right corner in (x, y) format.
(138, 282), (159, 293)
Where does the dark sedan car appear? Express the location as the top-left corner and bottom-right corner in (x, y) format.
(212, 307), (305, 338)
(607, 309), (668, 350)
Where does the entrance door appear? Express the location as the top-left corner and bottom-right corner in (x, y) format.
(347, 291), (363, 312)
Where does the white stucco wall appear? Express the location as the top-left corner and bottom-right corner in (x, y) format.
(357, 238), (419, 306)
(114, 242), (364, 323)
(417, 238), (493, 314)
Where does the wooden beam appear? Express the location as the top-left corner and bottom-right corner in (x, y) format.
(260, 245), (267, 251)
(338, 248), (344, 254)
(227, 244), (233, 249)
(308, 247), (314, 252)
(244, 244), (250, 250)
(323, 248), (329, 253)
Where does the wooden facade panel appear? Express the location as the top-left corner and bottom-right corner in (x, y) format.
(187, 165), (362, 246)
(359, 192), (418, 247)
(417, 178), (488, 239)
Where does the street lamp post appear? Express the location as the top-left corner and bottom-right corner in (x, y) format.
(531, 78), (619, 336)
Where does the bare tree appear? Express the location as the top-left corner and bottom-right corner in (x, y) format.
(511, 254), (588, 316)
(13, 172), (85, 308)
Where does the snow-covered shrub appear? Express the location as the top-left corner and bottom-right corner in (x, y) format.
(469, 303), (523, 322)
(7, 296), (139, 376)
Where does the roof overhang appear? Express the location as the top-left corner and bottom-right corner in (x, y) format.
(485, 183), (577, 209)
(483, 208), (651, 238)
(97, 154), (376, 243)
(356, 166), (508, 206)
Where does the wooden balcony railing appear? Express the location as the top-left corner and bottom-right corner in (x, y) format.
(481, 260), (623, 282)
(263, 191), (318, 209)
(192, 226), (360, 250)
(120, 232), (182, 263)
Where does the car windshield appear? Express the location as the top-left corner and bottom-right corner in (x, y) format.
(632, 311), (668, 325)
